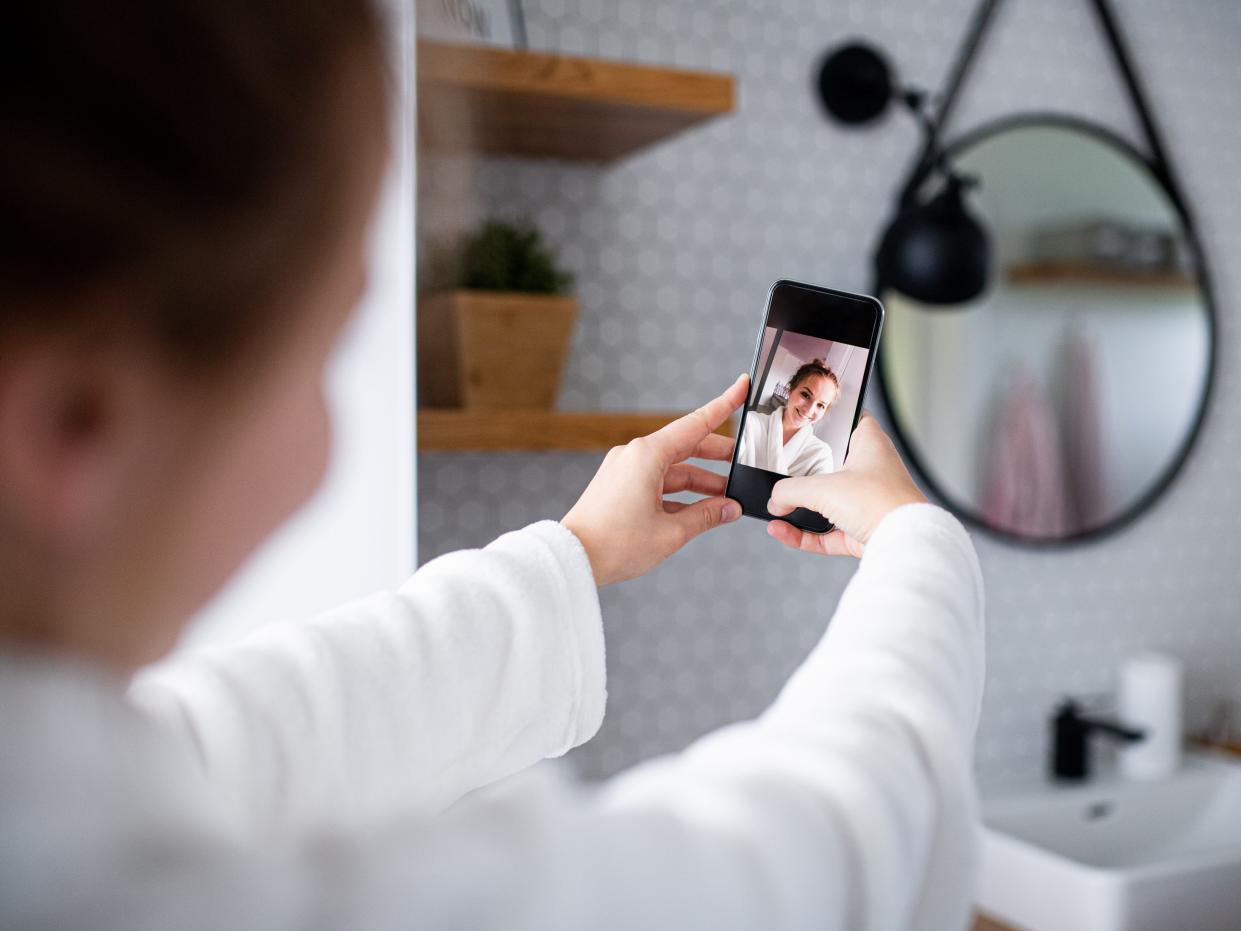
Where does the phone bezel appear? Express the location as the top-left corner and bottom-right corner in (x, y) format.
(724, 279), (885, 534)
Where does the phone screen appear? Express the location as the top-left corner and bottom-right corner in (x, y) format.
(725, 279), (884, 534)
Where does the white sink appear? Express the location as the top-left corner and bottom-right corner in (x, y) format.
(977, 752), (1241, 931)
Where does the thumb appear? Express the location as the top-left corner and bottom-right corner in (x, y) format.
(768, 473), (843, 518)
(668, 496), (741, 543)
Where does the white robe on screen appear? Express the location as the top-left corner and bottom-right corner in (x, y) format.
(0, 505), (984, 931)
(738, 406), (836, 476)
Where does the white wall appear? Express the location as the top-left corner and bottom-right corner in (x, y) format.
(182, 1), (417, 647)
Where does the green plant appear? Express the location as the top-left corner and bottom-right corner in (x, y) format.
(461, 220), (574, 295)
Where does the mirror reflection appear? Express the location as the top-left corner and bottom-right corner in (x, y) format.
(882, 121), (1212, 541)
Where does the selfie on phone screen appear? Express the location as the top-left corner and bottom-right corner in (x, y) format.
(736, 330), (871, 478)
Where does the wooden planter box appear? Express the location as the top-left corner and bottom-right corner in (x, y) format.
(418, 290), (578, 409)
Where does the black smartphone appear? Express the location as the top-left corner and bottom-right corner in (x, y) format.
(725, 279), (884, 534)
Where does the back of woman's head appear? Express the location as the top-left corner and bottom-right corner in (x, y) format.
(0, 0), (385, 368)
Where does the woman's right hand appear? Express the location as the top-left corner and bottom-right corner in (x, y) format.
(766, 414), (926, 557)
(561, 375), (747, 587)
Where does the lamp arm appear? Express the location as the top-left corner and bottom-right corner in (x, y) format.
(896, 88), (956, 183)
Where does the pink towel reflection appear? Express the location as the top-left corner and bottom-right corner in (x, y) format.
(1063, 330), (1104, 532)
(982, 369), (1071, 537)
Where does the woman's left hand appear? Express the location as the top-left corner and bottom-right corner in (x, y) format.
(562, 375), (748, 586)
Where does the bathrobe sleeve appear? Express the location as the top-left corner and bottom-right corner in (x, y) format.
(592, 501), (985, 930)
(346, 501), (985, 931)
(426, 503), (977, 931)
(292, 506), (977, 931)
(128, 520), (606, 831)
(43, 503), (983, 931)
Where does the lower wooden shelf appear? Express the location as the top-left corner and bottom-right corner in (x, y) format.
(973, 911), (1019, 931)
(418, 409), (733, 452)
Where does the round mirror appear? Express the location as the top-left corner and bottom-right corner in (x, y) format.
(878, 117), (1215, 543)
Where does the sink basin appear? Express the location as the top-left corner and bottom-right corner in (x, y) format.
(977, 752), (1241, 931)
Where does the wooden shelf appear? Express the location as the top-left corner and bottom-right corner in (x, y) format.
(417, 40), (735, 162)
(972, 912), (1019, 931)
(1006, 261), (1195, 289)
(418, 409), (734, 452)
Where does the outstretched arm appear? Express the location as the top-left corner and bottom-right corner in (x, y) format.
(588, 503), (984, 929)
(375, 420), (983, 930)
(131, 377), (751, 833)
(311, 503), (983, 931)
(98, 416), (982, 930)
(429, 502), (984, 930)
(317, 506), (977, 928)
(131, 520), (607, 831)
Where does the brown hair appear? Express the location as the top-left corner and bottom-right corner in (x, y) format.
(0, 0), (385, 367)
(789, 361), (840, 404)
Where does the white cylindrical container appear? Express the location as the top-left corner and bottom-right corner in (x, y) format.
(1118, 651), (1184, 781)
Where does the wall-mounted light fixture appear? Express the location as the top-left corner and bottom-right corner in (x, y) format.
(817, 42), (992, 306)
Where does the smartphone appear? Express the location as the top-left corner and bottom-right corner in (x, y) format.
(725, 279), (884, 534)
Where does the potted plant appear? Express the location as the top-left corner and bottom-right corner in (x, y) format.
(418, 220), (577, 410)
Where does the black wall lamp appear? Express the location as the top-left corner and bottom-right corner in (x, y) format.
(817, 41), (992, 306)
(815, 0), (1194, 310)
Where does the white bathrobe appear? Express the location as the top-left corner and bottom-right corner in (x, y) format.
(0, 504), (984, 931)
(738, 407), (836, 476)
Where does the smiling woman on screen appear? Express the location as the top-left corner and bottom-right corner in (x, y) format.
(738, 362), (841, 476)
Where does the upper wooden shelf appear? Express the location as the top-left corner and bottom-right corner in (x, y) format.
(1006, 261), (1196, 290)
(417, 40), (735, 163)
(418, 409), (734, 452)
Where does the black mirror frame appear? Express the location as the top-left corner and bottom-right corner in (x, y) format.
(872, 112), (1219, 547)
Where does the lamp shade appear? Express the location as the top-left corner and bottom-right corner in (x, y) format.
(876, 174), (991, 305)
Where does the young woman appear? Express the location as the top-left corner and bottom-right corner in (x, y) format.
(737, 362), (841, 476)
(0, 2), (985, 929)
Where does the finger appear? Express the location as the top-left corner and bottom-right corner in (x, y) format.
(666, 496), (742, 543)
(766, 520), (828, 553)
(688, 432), (736, 462)
(831, 530), (867, 558)
(766, 497), (795, 517)
(648, 374), (748, 467)
(662, 500), (687, 514)
(663, 463), (727, 497)
(817, 529), (865, 558)
(850, 411), (890, 447)
(769, 473), (837, 516)
(767, 521), (861, 557)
